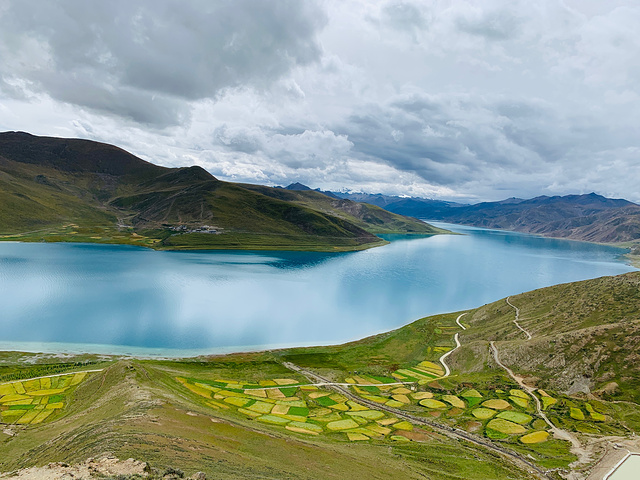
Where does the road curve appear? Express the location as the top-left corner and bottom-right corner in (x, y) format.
(490, 342), (589, 465)
(283, 361), (549, 480)
(438, 313), (467, 377)
(506, 296), (532, 340)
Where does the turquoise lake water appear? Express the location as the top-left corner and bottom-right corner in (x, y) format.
(0, 222), (636, 356)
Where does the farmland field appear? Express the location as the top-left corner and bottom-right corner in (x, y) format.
(0, 372), (89, 425)
(177, 375), (413, 441)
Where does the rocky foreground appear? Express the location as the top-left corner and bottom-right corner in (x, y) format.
(0, 456), (205, 480)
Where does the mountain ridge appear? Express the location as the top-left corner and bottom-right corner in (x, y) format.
(327, 188), (640, 244)
(0, 132), (444, 251)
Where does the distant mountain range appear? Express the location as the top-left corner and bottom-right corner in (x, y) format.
(0, 132), (444, 252)
(285, 185), (640, 244)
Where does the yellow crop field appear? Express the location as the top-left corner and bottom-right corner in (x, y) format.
(377, 417), (399, 426)
(224, 397), (252, 407)
(346, 401), (368, 411)
(519, 431), (549, 444)
(392, 421), (413, 431)
(367, 424), (391, 435)
(391, 394), (411, 404)
(327, 419), (359, 431)
(442, 395), (465, 408)
(509, 389), (528, 399)
(273, 378), (298, 386)
(541, 396), (557, 410)
(569, 407), (585, 420)
(472, 408), (496, 419)
(346, 409), (385, 420)
(486, 418), (526, 434)
(461, 389), (482, 398)
(509, 396), (529, 408)
(0, 372), (91, 426)
(257, 415), (290, 426)
(287, 425), (319, 436)
(245, 388), (267, 397)
(392, 387), (411, 394)
(481, 399), (510, 410)
(247, 401), (274, 414)
(411, 391), (433, 400)
(271, 404), (290, 415)
(309, 391), (331, 399)
(419, 399), (447, 409)
(497, 411), (532, 425)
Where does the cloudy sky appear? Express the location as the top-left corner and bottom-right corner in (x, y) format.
(1, 0), (639, 203)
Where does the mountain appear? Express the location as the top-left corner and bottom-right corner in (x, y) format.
(245, 183), (440, 235)
(429, 193), (640, 243)
(284, 182), (312, 191)
(333, 191), (465, 211)
(282, 182), (340, 198)
(0, 132), (444, 251)
(340, 189), (640, 244)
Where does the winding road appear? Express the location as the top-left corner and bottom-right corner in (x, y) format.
(506, 296), (532, 340)
(438, 313), (467, 378)
(282, 300), (594, 478)
(498, 298), (590, 466)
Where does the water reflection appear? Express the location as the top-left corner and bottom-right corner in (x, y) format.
(0, 224), (636, 354)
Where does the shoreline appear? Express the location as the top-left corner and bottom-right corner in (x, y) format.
(428, 220), (638, 267)
(1, 225), (637, 359)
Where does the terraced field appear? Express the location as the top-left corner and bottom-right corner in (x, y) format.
(352, 378), (619, 445)
(0, 373), (88, 425)
(391, 360), (445, 383)
(177, 376), (414, 441)
(177, 360), (614, 452)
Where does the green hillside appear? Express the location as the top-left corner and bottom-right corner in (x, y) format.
(0, 132), (445, 251)
(456, 272), (640, 404)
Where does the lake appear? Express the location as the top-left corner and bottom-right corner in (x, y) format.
(0, 222), (636, 356)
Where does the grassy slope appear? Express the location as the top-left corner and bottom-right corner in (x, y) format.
(238, 184), (446, 235)
(0, 132), (446, 251)
(456, 272), (640, 403)
(0, 358), (526, 480)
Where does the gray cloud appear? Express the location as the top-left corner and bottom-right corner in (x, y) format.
(1, 0), (639, 203)
(331, 86), (640, 201)
(455, 5), (523, 41)
(0, 0), (325, 126)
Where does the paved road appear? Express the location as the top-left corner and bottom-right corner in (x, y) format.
(283, 361), (550, 480)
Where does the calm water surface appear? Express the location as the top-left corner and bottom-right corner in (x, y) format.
(0, 223), (635, 355)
